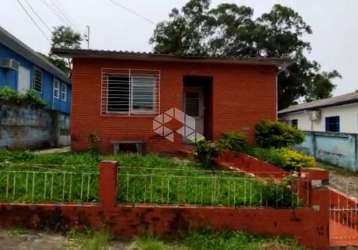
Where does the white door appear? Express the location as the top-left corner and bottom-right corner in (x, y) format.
(17, 66), (31, 93)
(184, 87), (205, 142)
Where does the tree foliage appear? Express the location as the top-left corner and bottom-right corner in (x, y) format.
(49, 26), (82, 75)
(150, 0), (341, 108)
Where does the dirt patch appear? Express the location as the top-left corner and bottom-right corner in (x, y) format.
(0, 229), (128, 250)
(0, 230), (68, 250)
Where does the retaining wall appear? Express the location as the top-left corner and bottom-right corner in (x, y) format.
(0, 103), (70, 149)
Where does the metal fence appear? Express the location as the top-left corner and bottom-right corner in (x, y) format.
(330, 185), (358, 242)
(0, 170), (99, 203)
(117, 167), (302, 208)
(0, 164), (303, 208)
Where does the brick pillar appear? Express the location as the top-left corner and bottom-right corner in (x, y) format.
(299, 167), (330, 207)
(299, 168), (330, 248)
(99, 160), (118, 209)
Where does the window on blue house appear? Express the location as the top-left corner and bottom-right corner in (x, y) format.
(60, 83), (67, 102)
(32, 68), (42, 92)
(53, 79), (60, 99)
(325, 116), (340, 132)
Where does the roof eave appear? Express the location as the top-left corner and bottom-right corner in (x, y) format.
(52, 48), (290, 68)
(0, 27), (70, 84)
(279, 99), (358, 115)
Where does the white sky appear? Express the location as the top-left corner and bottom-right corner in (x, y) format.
(1, 0), (357, 95)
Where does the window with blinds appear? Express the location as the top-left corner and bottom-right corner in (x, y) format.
(32, 68), (42, 92)
(102, 69), (159, 115)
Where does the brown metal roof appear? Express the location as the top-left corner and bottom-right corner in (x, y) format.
(52, 48), (290, 68)
(279, 91), (358, 114)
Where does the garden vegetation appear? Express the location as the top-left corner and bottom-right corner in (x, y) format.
(0, 87), (46, 108)
(193, 121), (314, 171)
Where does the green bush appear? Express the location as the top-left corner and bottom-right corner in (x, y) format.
(0, 87), (46, 108)
(193, 140), (221, 167)
(255, 120), (304, 148)
(250, 147), (315, 171)
(218, 132), (248, 153)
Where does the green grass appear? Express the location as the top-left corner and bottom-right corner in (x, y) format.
(65, 229), (303, 250)
(129, 231), (304, 250)
(67, 229), (112, 250)
(117, 161), (299, 207)
(0, 150), (300, 207)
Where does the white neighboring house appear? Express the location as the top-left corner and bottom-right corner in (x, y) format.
(279, 91), (358, 133)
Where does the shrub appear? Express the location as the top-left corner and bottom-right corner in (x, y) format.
(23, 89), (47, 107)
(193, 139), (221, 167)
(0, 87), (46, 108)
(250, 147), (315, 171)
(255, 120), (304, 148)
(218, 132), (248, 153)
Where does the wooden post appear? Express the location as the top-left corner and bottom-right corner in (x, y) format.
(99, 160), (118, 209)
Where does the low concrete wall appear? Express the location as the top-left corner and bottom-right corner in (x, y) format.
(296, 131), (358, 171)
(0, 104), (70, 149)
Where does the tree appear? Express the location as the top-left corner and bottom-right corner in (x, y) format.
(49, 26), (82, 75)
(150, 0), (210, 55)
(150, 1), (341, 109)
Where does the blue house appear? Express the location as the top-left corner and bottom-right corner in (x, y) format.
(0, 26), (71, 114)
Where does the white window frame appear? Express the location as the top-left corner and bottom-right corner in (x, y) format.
(32, 67), (43, 93)
(130, 75), (157, 114)
(53, 79), (60, 99)
(101, 68), (160, 116)
(60, 82), (67, 102)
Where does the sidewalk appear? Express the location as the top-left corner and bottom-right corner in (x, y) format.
(33, 146), (71, 155)
(318, 162), (358, 199)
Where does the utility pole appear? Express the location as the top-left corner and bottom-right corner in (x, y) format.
(84, 25), (90, 49)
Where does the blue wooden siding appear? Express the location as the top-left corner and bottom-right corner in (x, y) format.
(0, 43), (71, 114)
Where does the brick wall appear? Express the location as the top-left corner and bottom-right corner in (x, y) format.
(71, 58), (277, 153)
(0, 204), (329, 249)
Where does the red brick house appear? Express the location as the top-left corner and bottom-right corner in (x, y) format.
(54, 49), (288, 154)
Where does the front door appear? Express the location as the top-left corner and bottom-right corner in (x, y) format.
(184, 87), (205, 142)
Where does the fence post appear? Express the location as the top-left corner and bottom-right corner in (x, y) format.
(99, 160), (118, 209)
(312, 132), (317, 158)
